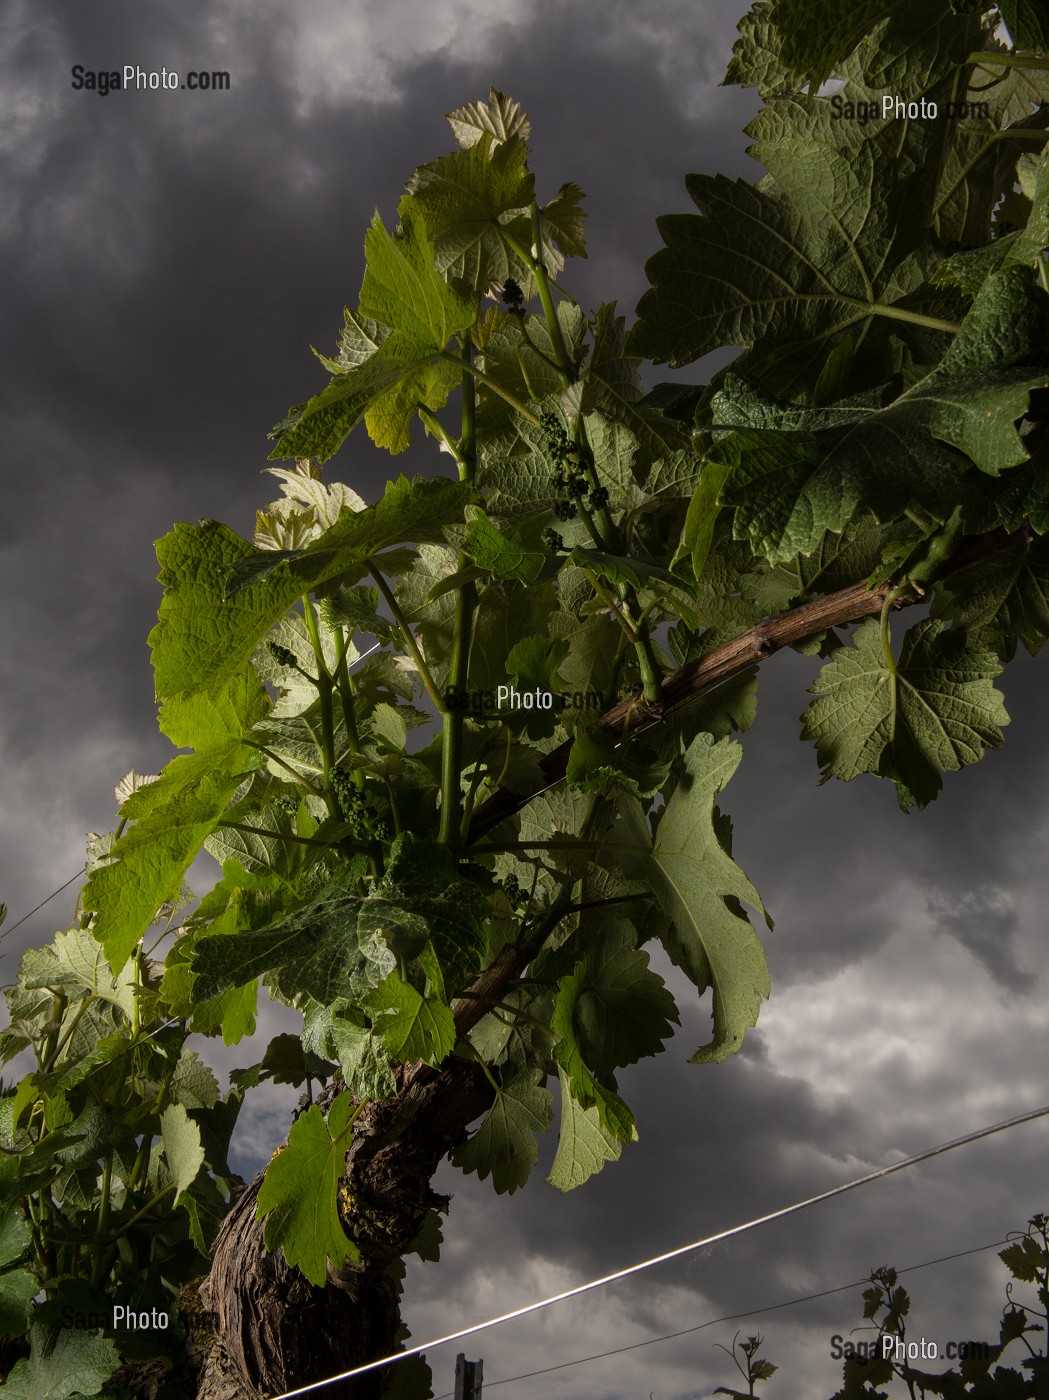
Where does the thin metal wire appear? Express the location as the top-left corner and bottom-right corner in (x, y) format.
(0, 869), (85, 946)
(265, 1103), (1049, 1400)
(431, 1232), (1018, 1397)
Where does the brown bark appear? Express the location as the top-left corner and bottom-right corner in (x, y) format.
(199, 1055), (494, 1399)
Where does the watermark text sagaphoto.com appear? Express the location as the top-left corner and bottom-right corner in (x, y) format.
(830, 1335), (996, 1363)
(71, 65), (231, 95)
(444, 684), (603, 717)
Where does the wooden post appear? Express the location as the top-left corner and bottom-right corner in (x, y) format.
(454, 1352), (483, 1399)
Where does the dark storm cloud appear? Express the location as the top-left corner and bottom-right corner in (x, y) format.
(925, 886), (1028, 992)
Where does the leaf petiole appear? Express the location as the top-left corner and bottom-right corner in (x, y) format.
(438, 349), (540, 424)
(417, 404), (468, 471)
(969, 50), (1049, 71)
(370, 567), (446, 713)
(454, 991), (559, 1042)
(243, 739), (322, 791)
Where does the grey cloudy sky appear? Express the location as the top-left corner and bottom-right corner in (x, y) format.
(1, 3), (1046, 1397)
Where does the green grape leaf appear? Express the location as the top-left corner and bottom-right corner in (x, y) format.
(19, 929), (136, 1020)
(566, 729), (671, 800)
(204, 980), (259, 1045)
(326, 1009), (398, 1100)
(572, 922), (680, 1074)
(547, 1065), (622, 1192)
(999, 0), (1049, 52)
(627, 164), (920, 394)
(920, 265), (1049, 472)
(151, 518), (297, 701)
(933, 68), (1049, 246)
(627, 47), (1008, 397)
(256, 1091), (360, 1286)
(403, 132), (535, 293)
(0, 1031), (31, 1066)
(447, 88), (531, 150)
(330, 308), (388, 371)
(723, 0), (798, 93)
(363, 834), (489, 988)
(153, 482), (471, 710)
(549, 612), (620, 712)
(203, 811), (329, 896)
(169, 1050), (221, 1109)
(84, 761), (253, 973)
(712, 271), (1049, 562)
(181, 1172), (231, 1255)
(452, 1069), (554, 1194)
(551, 963), (637, 1143)
(764, 514), (905, 603)
(541, 182), (588, 261)
(569, 547), (703, 629)
(801, 617), (1009, 807)
(406, 1209), (443, 1263)
(663, 666), (760, 744)
(1, 1323), (121, 1400)
(767, 0), (973, 90)
(931, 535), (1049, 660)
(227, 475), (475, 598)
(1007, 151), (1049, 273)
(999, 1234), (1045, 1283)
(504, 633), (569, 693)
(52, 1101), (134, 1173)
(363, 972), (456, 1066)
(360, 206), (479, 360)
(25, 1034), (121, 1107)
(587, 303), (690, 464)
(612, 735), (771, 1063)
(462, 506), (545, 581)
(680, 457), (733, 582)
(367, 701), (410, 753)
(160, 1103), (205, 1200)
(960, 438), (1049, 536)
(320, 585), (400, 643)
(191, 872), (383, 1007)
(157, 665), (269, 751)
(585, 414), (642, 503)
(230, 1033), (336, 1090)
(473, 317), (573, 439)
(116, 749), (252, 827)
(165, 873), (275, 1040)
(364, 357), (463, 456)
(494, 194), (587, 296)
(0, 1269), (38, 1336)
(271, 207), (477, 460)
(0, 1207), (35, 1334)
(271, 338), (459, 460)
(0, 1205), (31, 1269)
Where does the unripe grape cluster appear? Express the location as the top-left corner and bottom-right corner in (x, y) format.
(501, 277), (526, 316)
(330, 767), (390, 842)
(499, 873), (528, 910)
(267, 642), (299, 669)
(540, 410), (609, 520)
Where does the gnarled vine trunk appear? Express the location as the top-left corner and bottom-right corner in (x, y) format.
(197, 1054), (496, 1399)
